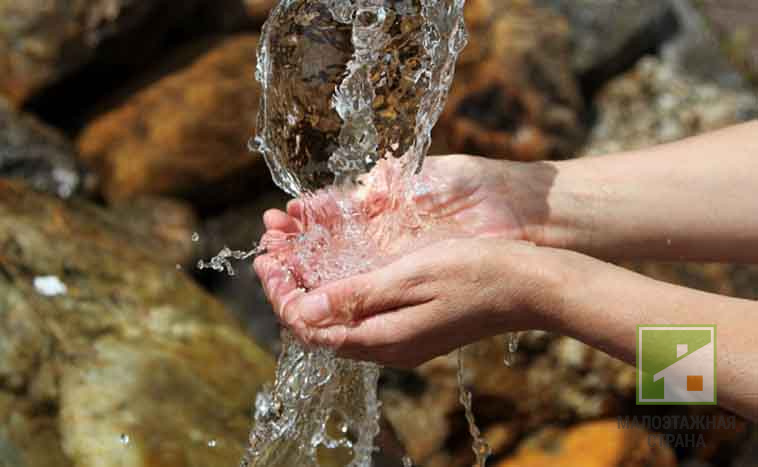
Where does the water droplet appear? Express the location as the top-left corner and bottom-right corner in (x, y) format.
(120, 433), (130, 446)
(191, 232), (200, 242)
(207, 439), (217, 448)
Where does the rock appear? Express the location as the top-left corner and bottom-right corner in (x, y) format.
(495, 420), (677, 467)
(110, 196), (201, 268)
(0, 97), (92, 198)
(0, 179), (273, 467)
(583, 56), (758, 156)
(695, 0), (758, 85)
(662, 0), (749, 89)
(534, 0), (677, 86)
(0, 0), (202, 105)
(77, 34), (265, 208)
(191, 0), (277, 31)
(433, 0), (586, 162)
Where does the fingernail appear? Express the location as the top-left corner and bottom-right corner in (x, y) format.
(297, 293), (331, 325)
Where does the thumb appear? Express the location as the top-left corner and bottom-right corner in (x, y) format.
(283, 261), (432, 328)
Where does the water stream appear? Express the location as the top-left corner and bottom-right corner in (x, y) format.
(201, 1), (507, 465)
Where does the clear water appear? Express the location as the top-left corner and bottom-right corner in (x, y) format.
(201, 1), (501, 465)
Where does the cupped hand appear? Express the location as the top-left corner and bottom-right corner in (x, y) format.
(270, 154), (549, 241)
(255, 236), (565, 368)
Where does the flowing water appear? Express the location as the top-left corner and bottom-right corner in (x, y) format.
(201, 0), (509, 465)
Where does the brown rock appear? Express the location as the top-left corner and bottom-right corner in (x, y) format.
(0, 0), (201, 105)
(77, 34), (264, 207)
(0, 179), (273, 467)
(0, 96), (93, 198)
(433, 0), (586, 161)
(495, 420), (677, 467)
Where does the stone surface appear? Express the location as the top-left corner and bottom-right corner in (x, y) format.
(662, 0), (749, 90)
(433, 0), (586, 162)
(191, 0), (277, 31)
(0, 179), (273, 467)
(697, 0), (758, 85)
(77, 34), (264, 207)
(534, 0), (677, 84)
(0, 0), (202, 105)
(495, 420), (677, 467)
(0, 97), (92, 198)
(583, 56), (758, 156)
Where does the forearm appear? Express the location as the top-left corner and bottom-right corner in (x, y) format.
(530, 121), (758, 262)
(543, 250), (758, 421)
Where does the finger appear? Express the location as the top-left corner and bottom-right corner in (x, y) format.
(305, 303), (452, 368)
(282, 256), (436, 328)
(286, 199), (303, 220)
(263, 209), (300, 234)
(253, 255), (304, 326)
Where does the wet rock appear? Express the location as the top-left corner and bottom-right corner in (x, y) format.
(583, 56), (758, 156)
(0, 0), (202, 106)
(0, 97), (92, 198)
(434, 0), (586, 162)
(534, 0), (677, 86)
(495, 420), (677, 467)
(77, 34), (264, 208)
(0, 179), (273, 467)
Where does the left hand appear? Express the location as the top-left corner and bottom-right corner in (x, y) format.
(255, 236), (563, 368)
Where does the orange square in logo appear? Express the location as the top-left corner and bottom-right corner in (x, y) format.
(687, 375), (703, 391)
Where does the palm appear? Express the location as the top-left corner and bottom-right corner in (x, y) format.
(416, 155), (528, 240)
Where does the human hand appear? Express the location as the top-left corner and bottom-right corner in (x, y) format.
(255, 237), (565, 368)
(272, 154), (555, 242)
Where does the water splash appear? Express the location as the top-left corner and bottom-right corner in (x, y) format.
(242, 0), (469, 465)
(197, 244), (266, 276)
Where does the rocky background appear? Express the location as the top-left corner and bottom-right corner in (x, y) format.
(0, 0), (756, 466)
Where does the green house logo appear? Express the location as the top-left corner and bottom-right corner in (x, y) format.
(637, 325), (716, 405)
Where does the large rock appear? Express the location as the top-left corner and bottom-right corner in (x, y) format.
(583, 56), (758, 156)
(534, 0), (677, 85)
(191, 0), (277, 31)
(0, 179), (273, 467)
(433, 0), (586, 162)
(0, 97), (91, 198)
(0, 0), (203, 106)
(77, 34), (264, 207)
(495, 420), (676, 467)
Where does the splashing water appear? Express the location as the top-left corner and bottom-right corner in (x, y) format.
(230, 1), (496, 466)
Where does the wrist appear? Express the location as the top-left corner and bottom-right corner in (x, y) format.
(514, 159), (601, 254)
